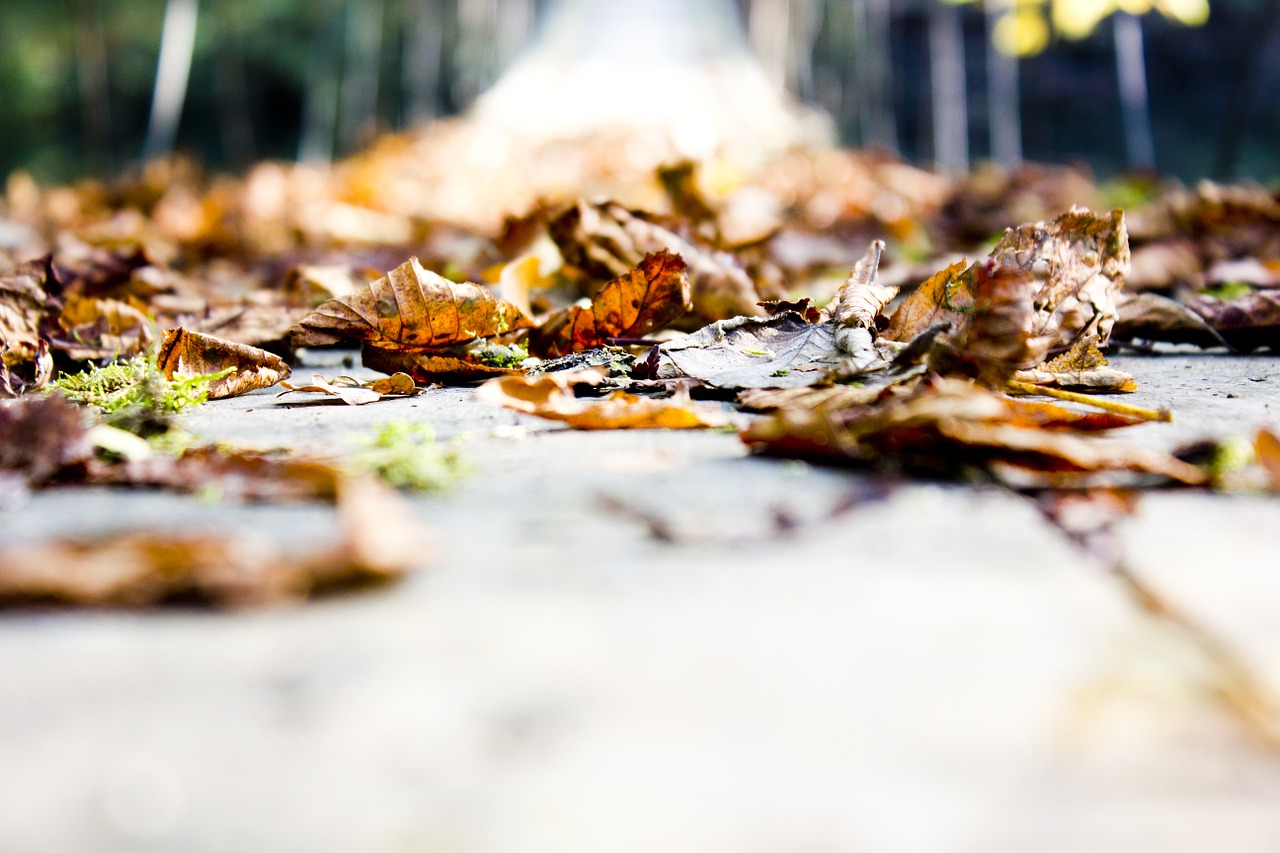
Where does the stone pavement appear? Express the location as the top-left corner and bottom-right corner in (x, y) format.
(1, 350), (1279, 852)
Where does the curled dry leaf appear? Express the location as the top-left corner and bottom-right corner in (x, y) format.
(362, 339), (525, 384)
(0, 475), (427, 608)
(290, 256), (532, 349)
(0, 395), (92, 488)
(653, 241), (906, 389)
(741, 376), (1205, 489)
(550, 198), (763, 321)
(477, 372), (728, 430)
(52, 295), (153, 361)
(529, 250), (692, 357)
(885, 208), (1129, 379)
(0, 261), (53, 397)
(1013, 339), (1137, 393)
(1185, 288), (1280, 352)
(1112, 291), (1231, 349)
(276, 372), (419, 406)
(157, 328), (292, 399)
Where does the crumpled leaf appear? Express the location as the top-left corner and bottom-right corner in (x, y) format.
(276, 372), (419, 405)
(741, 376), (1206, 489)
(157, 328), (291, 399)
(362, 338), (526, 384)
(0, 261), (53, 397)
(1112, 291), (1231, 349)
(0, 475), (427, 608)
(52, 295), (153, 361)
(529, 250), (691, 357)
(1184, 288), (1280, 352)
(0, 395), (92, 488)
(290, 256), (532, 349)
(550, 199), (764, 321)
(653, 241), (904, 390)
(885, 208), (1129, 374)
(1013, 338), (1137, 393)
(477, 371), (728, 430)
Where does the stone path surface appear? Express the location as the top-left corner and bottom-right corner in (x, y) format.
(2, 350), (1280, 852)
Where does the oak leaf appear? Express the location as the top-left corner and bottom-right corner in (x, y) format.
(529, 250), (691, 358)
(0, 261), (53, 397)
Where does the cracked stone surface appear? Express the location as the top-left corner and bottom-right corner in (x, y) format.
(1, 348), (1279, 852)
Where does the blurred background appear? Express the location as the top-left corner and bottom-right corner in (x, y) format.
(1, 0), (1278, 184)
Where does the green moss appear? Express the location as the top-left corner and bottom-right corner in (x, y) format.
(345, 423), (470, 493)
(49, 355), (232, 436)
(1200, 281), (1254, 301)
(473, 340), (528, 369)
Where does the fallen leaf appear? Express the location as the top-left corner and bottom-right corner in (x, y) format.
(0, 261), (53, 397)
(1112, 291), (1231, 348)
(276, 372), (419, 405)
(550, 199), (763, 321)
(529, 250), (691, 357)
(653, 241), (912, 390)
(885, 208), (1129, 364)
(1013, 338), (1137, 393)
(0, 396), (92, 487)
(52, 295), (153, 360)
(362, 338), (525, 384)
(157, 328), (292, 399)
(1185, 288), (1280, 352)
(0, 475), (426, 608)
(741, 376), (1205, 488)
(291, 256), (532, 349)
(477, 372), (728, 430)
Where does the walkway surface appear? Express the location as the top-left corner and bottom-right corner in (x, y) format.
(2, 348), (1279, 852)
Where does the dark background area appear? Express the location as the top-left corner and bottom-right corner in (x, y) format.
(1, 0), (1278, 185)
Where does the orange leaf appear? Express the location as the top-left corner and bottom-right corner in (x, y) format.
(290, 257), (532, 349)
(530, 250), (691, 357)
(477, 372), (727, 430)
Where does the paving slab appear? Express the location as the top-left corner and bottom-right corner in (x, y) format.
(1, 349), (1279, 852)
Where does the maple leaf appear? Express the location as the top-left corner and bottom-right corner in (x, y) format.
(290, 257), (532, 349)
(529, 250), (691, 358)
(157, 328), (292, 399)
(477, 372), (728, 430)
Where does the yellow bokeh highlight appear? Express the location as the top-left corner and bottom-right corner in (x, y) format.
(955, 0), (1211, 55)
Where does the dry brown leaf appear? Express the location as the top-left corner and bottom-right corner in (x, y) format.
(157, 328), (292, 399)
(477, 372), (727, 430)
(362, 340), (523, 384)
(0, 261), (53, 397)
(741, 376), (1204, 488)
(291, 256), (532, 349)
(1013, 338), (1137, 393)
(52, 295), (153, 360)
(550, 199), (763, 321)
(1256, 429), (1280, 490)
(0, 475), (427, 608)
(0, 396), (92, 487)
(529, 250), (691, 358)
(276, 372), (419, 406)
(886, 208), (1129, 363)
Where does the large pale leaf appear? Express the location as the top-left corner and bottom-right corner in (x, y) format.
(291, 257), (532, 349)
